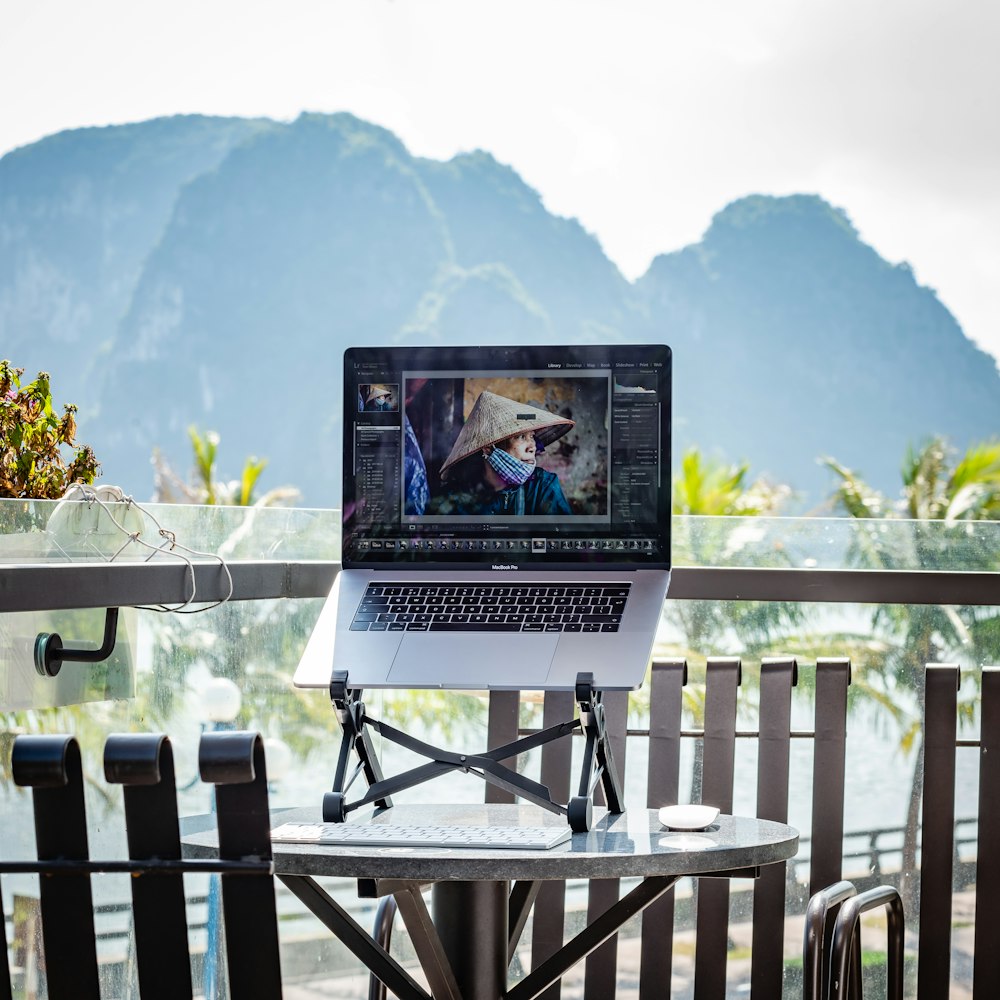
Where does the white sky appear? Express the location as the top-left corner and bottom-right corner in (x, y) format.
(4, 0), (999, 365)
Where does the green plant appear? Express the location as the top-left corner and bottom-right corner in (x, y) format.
(0, 360), (100, 498)
(652, 447), (804, 798)
(823, 435), (1000, 897)
(672, 447), (791, 516)
(666, 447), (803, 660)
(152, 425), (297, 506)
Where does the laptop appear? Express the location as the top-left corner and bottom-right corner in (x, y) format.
(293, 343), (671, 692)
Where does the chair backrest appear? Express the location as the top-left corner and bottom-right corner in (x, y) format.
(487, 657), (854, 1000)
(917, 664), (1000, 1000)
(829, 885), (905, 1000)
(1, 730), (282, 1000)
(487, 657), (1000, 1000)
(971, 666), (1000, 999)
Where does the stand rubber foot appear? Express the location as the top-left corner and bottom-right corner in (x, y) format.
(568, 795), (593, 833)
(323, 791), (347, 823)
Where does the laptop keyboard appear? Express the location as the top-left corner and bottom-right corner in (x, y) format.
(271, 821), (572, 851)
(349, 583), (631, 634)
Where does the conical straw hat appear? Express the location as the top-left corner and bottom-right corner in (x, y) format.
(365, 384), (393, 404)
(440, 390), (574, 479)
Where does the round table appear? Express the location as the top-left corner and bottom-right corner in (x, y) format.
(185, 803), (799, 1000)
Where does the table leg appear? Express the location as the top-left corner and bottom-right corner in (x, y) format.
(432, 880), (509, 1000)
(278, 875), (430, 1000)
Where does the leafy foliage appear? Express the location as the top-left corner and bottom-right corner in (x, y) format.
(821, 439), (1000, 723)
(152, 425), (297, 507)
(641, 447), (805, 762)
(672, 447), (791, 516)
(824, 436), (1000, 706)
(666, 447), (802, 664)
(823, 435), (1000, 890)
(0, 360), (100, 498)
(825, 436), (1000, 523)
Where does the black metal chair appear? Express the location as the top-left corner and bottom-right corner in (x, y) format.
(366, 657), (837, 1000)
(829, 885), (905, 1000)
(803, 880), (905, 1000)
(1, 730), (282, 1000)
(803, 880), (862, 1000)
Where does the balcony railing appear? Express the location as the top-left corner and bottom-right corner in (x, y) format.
(2, 500), (998, 997)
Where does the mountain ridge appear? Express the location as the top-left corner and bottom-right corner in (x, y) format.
(1, 113), (996, 505)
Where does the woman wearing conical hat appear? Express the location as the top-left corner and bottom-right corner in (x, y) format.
(431, 390), (574, 515)
(362, 384), (395, 411)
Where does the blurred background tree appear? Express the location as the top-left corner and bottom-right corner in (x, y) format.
(152, 425), (299, 507)
(644, 447), (803, 800)
(141, 424), (311, 734)
(824, 435), (1000, 888)
(665, 447), (802, 661)
(671, 447), (791, 517)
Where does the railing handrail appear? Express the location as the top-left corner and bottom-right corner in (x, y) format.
(4, 560), (999, 613)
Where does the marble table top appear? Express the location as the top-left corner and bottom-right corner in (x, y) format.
(183, 803), (799, 883)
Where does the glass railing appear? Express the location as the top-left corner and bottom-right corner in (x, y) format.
(1, 499), (998, 998)
(0, 497), (341, 563)
(4, 498), (998, 570)
(674, 512), (1000, 571)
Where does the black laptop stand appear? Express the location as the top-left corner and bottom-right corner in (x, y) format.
(323, 669), (624, 832)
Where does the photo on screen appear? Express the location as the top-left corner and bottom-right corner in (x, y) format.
(358, 383), (399, 412)
(402, 374), (610, 521)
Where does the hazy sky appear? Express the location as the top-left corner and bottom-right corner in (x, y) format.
(4, 0), (999, 365)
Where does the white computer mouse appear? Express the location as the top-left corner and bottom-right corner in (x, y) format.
(657, 804), (720, 831)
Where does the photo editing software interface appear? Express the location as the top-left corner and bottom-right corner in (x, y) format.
(343, 345), (671, 568)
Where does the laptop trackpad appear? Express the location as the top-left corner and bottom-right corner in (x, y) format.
(387, 633), (559, 689)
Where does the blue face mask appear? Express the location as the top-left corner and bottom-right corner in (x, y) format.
(486, 446), (535, 487)
(374, 398), (392, 410)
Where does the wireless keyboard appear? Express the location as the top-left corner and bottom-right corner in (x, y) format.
(271, 821), (572, 851)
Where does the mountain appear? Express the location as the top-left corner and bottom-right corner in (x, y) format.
(0, 115), (270, 404)
(1, 113), (997, 506)
(413, 151), (637, 342)
(634, 195), (1000, 504)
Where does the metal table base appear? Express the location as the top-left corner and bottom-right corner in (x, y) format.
(279, 871), (683, 1000)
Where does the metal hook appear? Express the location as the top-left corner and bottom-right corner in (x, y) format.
(34, 607), (120, 678)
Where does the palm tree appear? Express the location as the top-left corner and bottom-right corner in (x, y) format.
(672, 447), (791, 517)
(152, 426), (300, 507)
(137, 427), (320, 764)
(823, 435), (1000, 885)
(665, 448), (802, 660)
(650, 448), (803, 799)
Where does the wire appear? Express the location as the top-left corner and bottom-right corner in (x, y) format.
(50, 484), (235, 613)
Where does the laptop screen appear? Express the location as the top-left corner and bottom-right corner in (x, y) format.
(343, 344), (671, 570)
